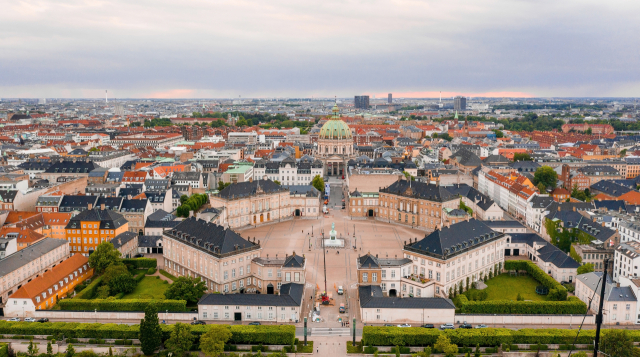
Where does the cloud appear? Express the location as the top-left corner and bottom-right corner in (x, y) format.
(143, 89), (196, 99)
(1, 0), (639, 97)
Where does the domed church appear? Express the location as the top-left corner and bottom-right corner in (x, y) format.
(315, 102), (356, 176)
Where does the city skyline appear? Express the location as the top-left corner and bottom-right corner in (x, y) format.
(2, 0), (640, 98)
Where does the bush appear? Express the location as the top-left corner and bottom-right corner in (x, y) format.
(147, 268), (156, 275)
(121, 258), (157, 269)
(159, 270), (177, 281)
(364, 346), (378, 353)
(346, 341), (363, 353)
(74, 277), (103, 300)
(57, 299), (187, 312)
(456, 295), (587, 314)
(0, 343), (7, 357)
(361, 326), (640, 346)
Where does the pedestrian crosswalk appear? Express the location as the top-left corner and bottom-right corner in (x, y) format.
(310, 327), (351, 336)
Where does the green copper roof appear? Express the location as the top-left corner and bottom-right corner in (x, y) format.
(319, 104), (352, 140)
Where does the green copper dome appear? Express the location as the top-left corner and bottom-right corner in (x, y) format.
(319, 103), (352, 140)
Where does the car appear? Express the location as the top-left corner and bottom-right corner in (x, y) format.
(475, 324), (488, 329)
(337, 286), (344, 295)
(37, 318), (49, 323)
(397, 324), (411, 328)
(440, 323), (454, 330)
(134, 254), (144, 258)
(191, 320), (206, 325)
(24, 317), (37, 322)
(383, 324), (394, 327)
(7, 317), (20, 322)
(248, 322), (261, 326)
(422, 324), (435, 328)
(339, 303), (345, 313)
(458, 322), (472, 329)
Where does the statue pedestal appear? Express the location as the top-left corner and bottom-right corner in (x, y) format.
(324, 222), (343, 247)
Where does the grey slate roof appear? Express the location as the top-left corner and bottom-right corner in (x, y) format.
(590, 181), (633, 197)
(44, 160), (98, 174)
(65, 209), (128, 230)
(381, 180), (456, 202)
(167, 217), (259, 256)
(444, 184), (496, 211)
(283, 253), (305, 268)
(359, 285), (455, 309)
(530, 195), (555, 209)
(217, 180), (284, 200)
(198, 282), (304, 307)
(545, 210), (616, 242)
(483, 220), (525, 229)
(147, 210), (176, 221)
(110, 231), (137, 249)
(451, 148), (482, 167)
(0, 238), (68, 278)
(138, 235), (162, 247)
(407, 219), (503, 259)
(283, 185), (320, 197)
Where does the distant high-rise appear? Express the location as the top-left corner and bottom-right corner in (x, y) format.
(388, 93), (392, 104)
(454, 96), (467, 111)
(354, 95), (370, 109)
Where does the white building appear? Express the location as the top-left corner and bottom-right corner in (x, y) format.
(253, 156), (323, 186)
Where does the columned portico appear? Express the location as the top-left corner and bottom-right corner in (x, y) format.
(315, 102), (356, 176)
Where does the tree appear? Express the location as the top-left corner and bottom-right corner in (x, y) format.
(513, 153), (532, 161)
(492, 129), (504, 138)
(165, 276), (207, 304)
(28, 339), (39, 357)
(601, 330), (634, 357)
(236, 118), (248, 127)
(577, 263), (595, 275)
(165, 322), (195, 357)
(311, 175), (324, 193)
(65, 345), (75, 357)
(533, 166), (558, 190)
(140, 304), (162, 355)
(402, 171), (415, 181)
(47, 341), (53, 357)
(200, 324), (232, 357)
(585, 127), (592, 135)
(474, 344), (480, 357)
(431, 133), (439, 138)
(537, 183), (547, 193)
(108, 271), (136, 294)
(103, 264), (129, 285)
(88, 242), (121, 274)
(517, 293), (524, 301)
(180, 195), (189, 204)
(273, 180), (281, 185)
(217, 181), (231, 191)
(434, 335), (458, 357)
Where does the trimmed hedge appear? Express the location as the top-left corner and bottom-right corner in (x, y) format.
(57, 299), (186, 312)
(74, 277), (103, 300)
(457, 295), (587, 315)
(362, 326), (640, 346)
(504, 260), (568, 301)
(0, 343), (7, 357)
(122, 258), (157, 269)
(0, 321), (294, 345)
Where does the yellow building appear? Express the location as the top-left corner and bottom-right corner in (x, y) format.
(42, 213), (72, 241)
(65, 209), (129, 256)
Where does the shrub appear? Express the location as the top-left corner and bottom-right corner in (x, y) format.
(122, 258), (157, 269)
(159, 270), (177, 281)
(147, 268), (157, 275)
(346, 341), (363, 353)
(456, 295), (587, 314)
(57, 299), (187, 312)
(73, 277), (103, 300)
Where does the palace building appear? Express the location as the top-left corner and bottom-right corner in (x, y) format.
(314, 102), (356, 177)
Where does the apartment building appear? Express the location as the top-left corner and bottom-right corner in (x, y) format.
(253, 156), (323, 186)
(575, 272), (637, 325)
(5, 254), (92, 316)
(356, 253), (413, 297)
(65, 208), (129, 255)
(251, 253), (306, 294)
(0, 238), (70, 305)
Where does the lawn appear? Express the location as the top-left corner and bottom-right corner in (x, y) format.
(121, 276), (169, 300)
(474, 273), (549, 301)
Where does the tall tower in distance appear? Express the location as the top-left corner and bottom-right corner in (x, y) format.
(388, 93), (392, 104)
(105, 90), (108, 104)
(454, 96), (466, 111)
(354, 95), (370, 109)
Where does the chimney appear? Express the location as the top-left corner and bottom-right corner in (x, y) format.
(375, 254), (378, 258)
(573, 206), (576, 212)
(189, 210), (194, 218)
(127, 195), (132, 200)
(88, 203), (93, 210)
(558, 206), (561, 211)
(602, 222), (606, 227)
(101, 204), (105, 210)
(72, 158), (77, 163)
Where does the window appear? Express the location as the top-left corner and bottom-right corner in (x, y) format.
(391, 270), (396, 278)
(372, 273), (377, 282)
(285, 272), (291, 282)
(362, 273), (368, 283)
(382, 270), (386, 278)
(381, 283), (386, 291)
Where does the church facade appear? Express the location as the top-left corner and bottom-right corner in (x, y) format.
(314, 103), (356, 176)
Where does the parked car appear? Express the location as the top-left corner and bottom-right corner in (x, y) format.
(337, 286), (344, 295)
(440, 323), (454, 330)
(397, 324), (411, 328)
(339, 303), (346, 313)
(422, 324), (435, 328)
(191, 320), (206, 325)
(24, 317), (37, 322)
(7, 317), (20, 322)
(475, 324), (488, 329)
(37, 318), (49, 323)
(458, 322), (472, 329)
(134, 254), (143, 258)
(248, 322), (261, 326)
(383, 324), (394, 327)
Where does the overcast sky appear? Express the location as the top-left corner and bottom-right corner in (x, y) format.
(1, 0), (639, 99)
